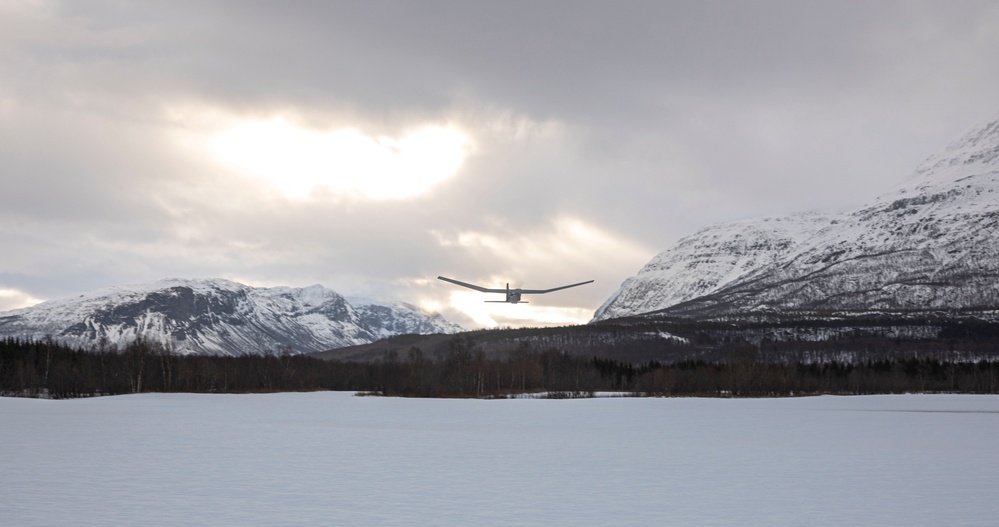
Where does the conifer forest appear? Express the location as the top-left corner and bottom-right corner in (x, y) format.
(3, 328), (997, 399)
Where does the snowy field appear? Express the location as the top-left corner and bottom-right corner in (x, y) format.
(2, 393), (998, 526)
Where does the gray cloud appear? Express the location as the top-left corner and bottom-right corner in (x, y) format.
(2, 0), (999, 325)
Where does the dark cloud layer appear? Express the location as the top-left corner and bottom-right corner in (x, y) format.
(2, 1), (999, 324)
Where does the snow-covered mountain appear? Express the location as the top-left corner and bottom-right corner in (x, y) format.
(595, 115), (999, 321)
(0, 279), (462, 355)
(347, 296), (463, 339)
(592, 211), (834, 321)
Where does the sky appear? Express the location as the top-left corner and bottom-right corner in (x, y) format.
(2, 1), (999, 328)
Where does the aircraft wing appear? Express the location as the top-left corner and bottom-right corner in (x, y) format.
(518, 280), (594, 295)
(437, 276), (507, 293)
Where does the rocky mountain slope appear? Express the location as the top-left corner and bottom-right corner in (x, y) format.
(0, 279), (461, 355)
(347, 296), (463, 340)
(595, 115), (999, 322)
(592, 211), (834, 321)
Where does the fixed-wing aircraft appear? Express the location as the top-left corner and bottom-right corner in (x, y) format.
(437, 276), (593, 304)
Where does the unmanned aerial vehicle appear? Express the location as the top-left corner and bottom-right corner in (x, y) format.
(437, 276), (593, 304)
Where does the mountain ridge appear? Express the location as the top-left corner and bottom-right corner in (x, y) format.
(0, 278), (462, 355)
(594, 114), (999, 322)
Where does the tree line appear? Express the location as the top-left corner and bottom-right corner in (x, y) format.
(3, 335), (998, 398)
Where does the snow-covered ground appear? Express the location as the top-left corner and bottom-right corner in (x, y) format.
(2, 393), (997, 526)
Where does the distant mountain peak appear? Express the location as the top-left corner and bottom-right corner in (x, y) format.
(0, 278), (462, 355)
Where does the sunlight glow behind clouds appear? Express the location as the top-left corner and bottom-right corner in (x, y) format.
(212, 117), (472, 200)
(447, 291), (594, 328)
(433, 216), (652, 266)
(0, 287), (44, 311)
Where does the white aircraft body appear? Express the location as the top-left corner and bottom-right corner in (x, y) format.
(437, 276), (593, 304)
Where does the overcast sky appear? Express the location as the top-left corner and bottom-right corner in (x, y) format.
(2, 1), (998, 328)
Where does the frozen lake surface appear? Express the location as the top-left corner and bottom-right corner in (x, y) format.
(3, 392), (998, 526)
